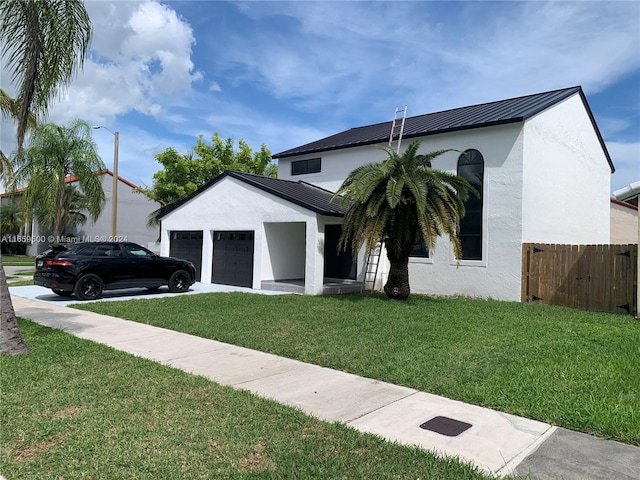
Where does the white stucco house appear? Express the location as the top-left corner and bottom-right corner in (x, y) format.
(159, 86), (614, 300)
(1, 169), (163, 255)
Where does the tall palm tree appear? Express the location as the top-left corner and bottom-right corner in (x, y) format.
(334, 140), (475, 300)
(0, 89), (37, 181)
(0, 0), (92, 356)
(13, 119), (105, 239)
(0, 0), (91, 157)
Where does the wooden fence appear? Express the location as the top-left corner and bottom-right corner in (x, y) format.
(521, 243), (637, 315)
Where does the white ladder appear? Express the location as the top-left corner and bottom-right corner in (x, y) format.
(362, 242), (383, 293)
(388, 106), (407, 153)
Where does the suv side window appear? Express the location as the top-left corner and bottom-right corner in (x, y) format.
(93, 245), (122, 257)
(74, 246), (97, 256)
(123, 244), (153, 259)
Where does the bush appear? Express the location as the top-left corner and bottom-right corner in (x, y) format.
(1, 241), (28, 255)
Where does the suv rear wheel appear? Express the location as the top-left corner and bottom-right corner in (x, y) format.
(74, 274), (104, 300)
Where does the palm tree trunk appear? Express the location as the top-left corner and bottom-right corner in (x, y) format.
(383, 254), (411, 300)
(0, 257), (29, 356)
(52, 183), (68, 238)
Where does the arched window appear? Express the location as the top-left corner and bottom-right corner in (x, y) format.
(409, 154), (432, 258)
(457, 149), (484, 260)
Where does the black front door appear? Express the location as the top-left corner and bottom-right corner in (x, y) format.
(324, 225), (356, 279)
(212, 231), (254, 288)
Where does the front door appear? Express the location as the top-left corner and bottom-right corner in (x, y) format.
(324, 225), (356, 279)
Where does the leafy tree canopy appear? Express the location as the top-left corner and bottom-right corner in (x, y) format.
(146, 133), (275, 205)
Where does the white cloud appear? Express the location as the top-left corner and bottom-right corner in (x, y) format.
(47, 0), (201, 125)
(215, 1), (640, 116)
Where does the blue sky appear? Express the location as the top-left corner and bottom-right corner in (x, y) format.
(1, 0), (638, 195)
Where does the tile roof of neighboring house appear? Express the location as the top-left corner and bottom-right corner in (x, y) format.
(611, 197), (638, 211)
(0, 169), (162, 204)
(158, 170), (347, 219)
(273, 85), (614, 173)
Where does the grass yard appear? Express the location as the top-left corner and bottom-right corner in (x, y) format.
(75, 292), (640, 446)
(1, 255), (35, 266)
(5, 271), (34, 286)
(0, 320), (496, 480)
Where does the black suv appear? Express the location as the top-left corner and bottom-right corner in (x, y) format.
(34, 242), (197, 300)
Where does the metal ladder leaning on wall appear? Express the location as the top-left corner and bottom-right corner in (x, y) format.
(363, 106), (408, 293)
(362, 242), (382, 293)
(388, 105), (407, 153)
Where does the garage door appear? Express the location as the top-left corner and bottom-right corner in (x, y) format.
(212, 231), (254, 288)
(169, 231), (203, 281)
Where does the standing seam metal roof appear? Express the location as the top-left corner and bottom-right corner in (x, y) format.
(158, 170), (346, 219)
(273, 86), (614, 173)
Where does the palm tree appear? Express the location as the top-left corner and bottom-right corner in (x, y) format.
(0, 0), (91, 157)
(13, 119), (105, 239)
(334, 140), (475, 300)
(0, 202), (24, 236)
(0, 0), (92, 356)
(0, 89), (37, 181)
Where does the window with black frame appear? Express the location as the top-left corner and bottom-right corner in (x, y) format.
(291, 157), (321, 175)
(410, 238), (429, 258)
(457, 149), (484, 261)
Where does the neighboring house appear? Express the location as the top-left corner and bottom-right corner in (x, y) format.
(159, 86), (614, 301)
(1, 169), (163, 255)
(610, 197), (638, 244)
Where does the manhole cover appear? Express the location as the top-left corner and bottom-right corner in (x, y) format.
(419, 416), (472, 437)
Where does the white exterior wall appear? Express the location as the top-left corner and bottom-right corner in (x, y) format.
(263, 222), (306, 279)
(278, 145), (390, 193)
(406, 124), (526, 301)
(81, 174), (161, 246)
(160, 176), (325, 294)
(521, 94), (611, 243)
(280, 124), (526, 301)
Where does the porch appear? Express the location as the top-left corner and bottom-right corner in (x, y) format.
(261, 278), (363, 295)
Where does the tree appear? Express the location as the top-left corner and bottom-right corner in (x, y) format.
(146, 132), (274, 206)
(12, 119), (105, 239)
(0, 89), (37, 180)
(0, 202), (23, 236)
(0, 0), (92, 356)
(0, 0), (91, 157)
(333, 140), (475, 300)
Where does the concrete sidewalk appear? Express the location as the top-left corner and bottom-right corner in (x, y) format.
(9, 294), (640, 479)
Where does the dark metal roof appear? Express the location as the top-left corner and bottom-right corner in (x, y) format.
(273, 86), (614, 173)
(158, 170), (346, 219)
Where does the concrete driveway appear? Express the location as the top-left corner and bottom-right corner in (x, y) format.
(9, 282), (291, 307)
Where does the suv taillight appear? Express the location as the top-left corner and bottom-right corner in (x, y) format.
(46, 260), (73, 266)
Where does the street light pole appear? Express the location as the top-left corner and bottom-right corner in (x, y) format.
(92, 126), (119, 237)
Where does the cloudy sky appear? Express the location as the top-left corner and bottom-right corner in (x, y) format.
(1, 0), (638, 194)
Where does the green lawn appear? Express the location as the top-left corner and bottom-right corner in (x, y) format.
(74, 292), (640, 446)
(1, 255), (35, 266)
(0, 320), (497, 480)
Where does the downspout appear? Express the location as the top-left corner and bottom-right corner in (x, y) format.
(614, 181), (640, 319)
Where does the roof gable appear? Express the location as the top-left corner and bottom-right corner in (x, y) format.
(274, 86), (614, 173)
(158, 170), (347, 219)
